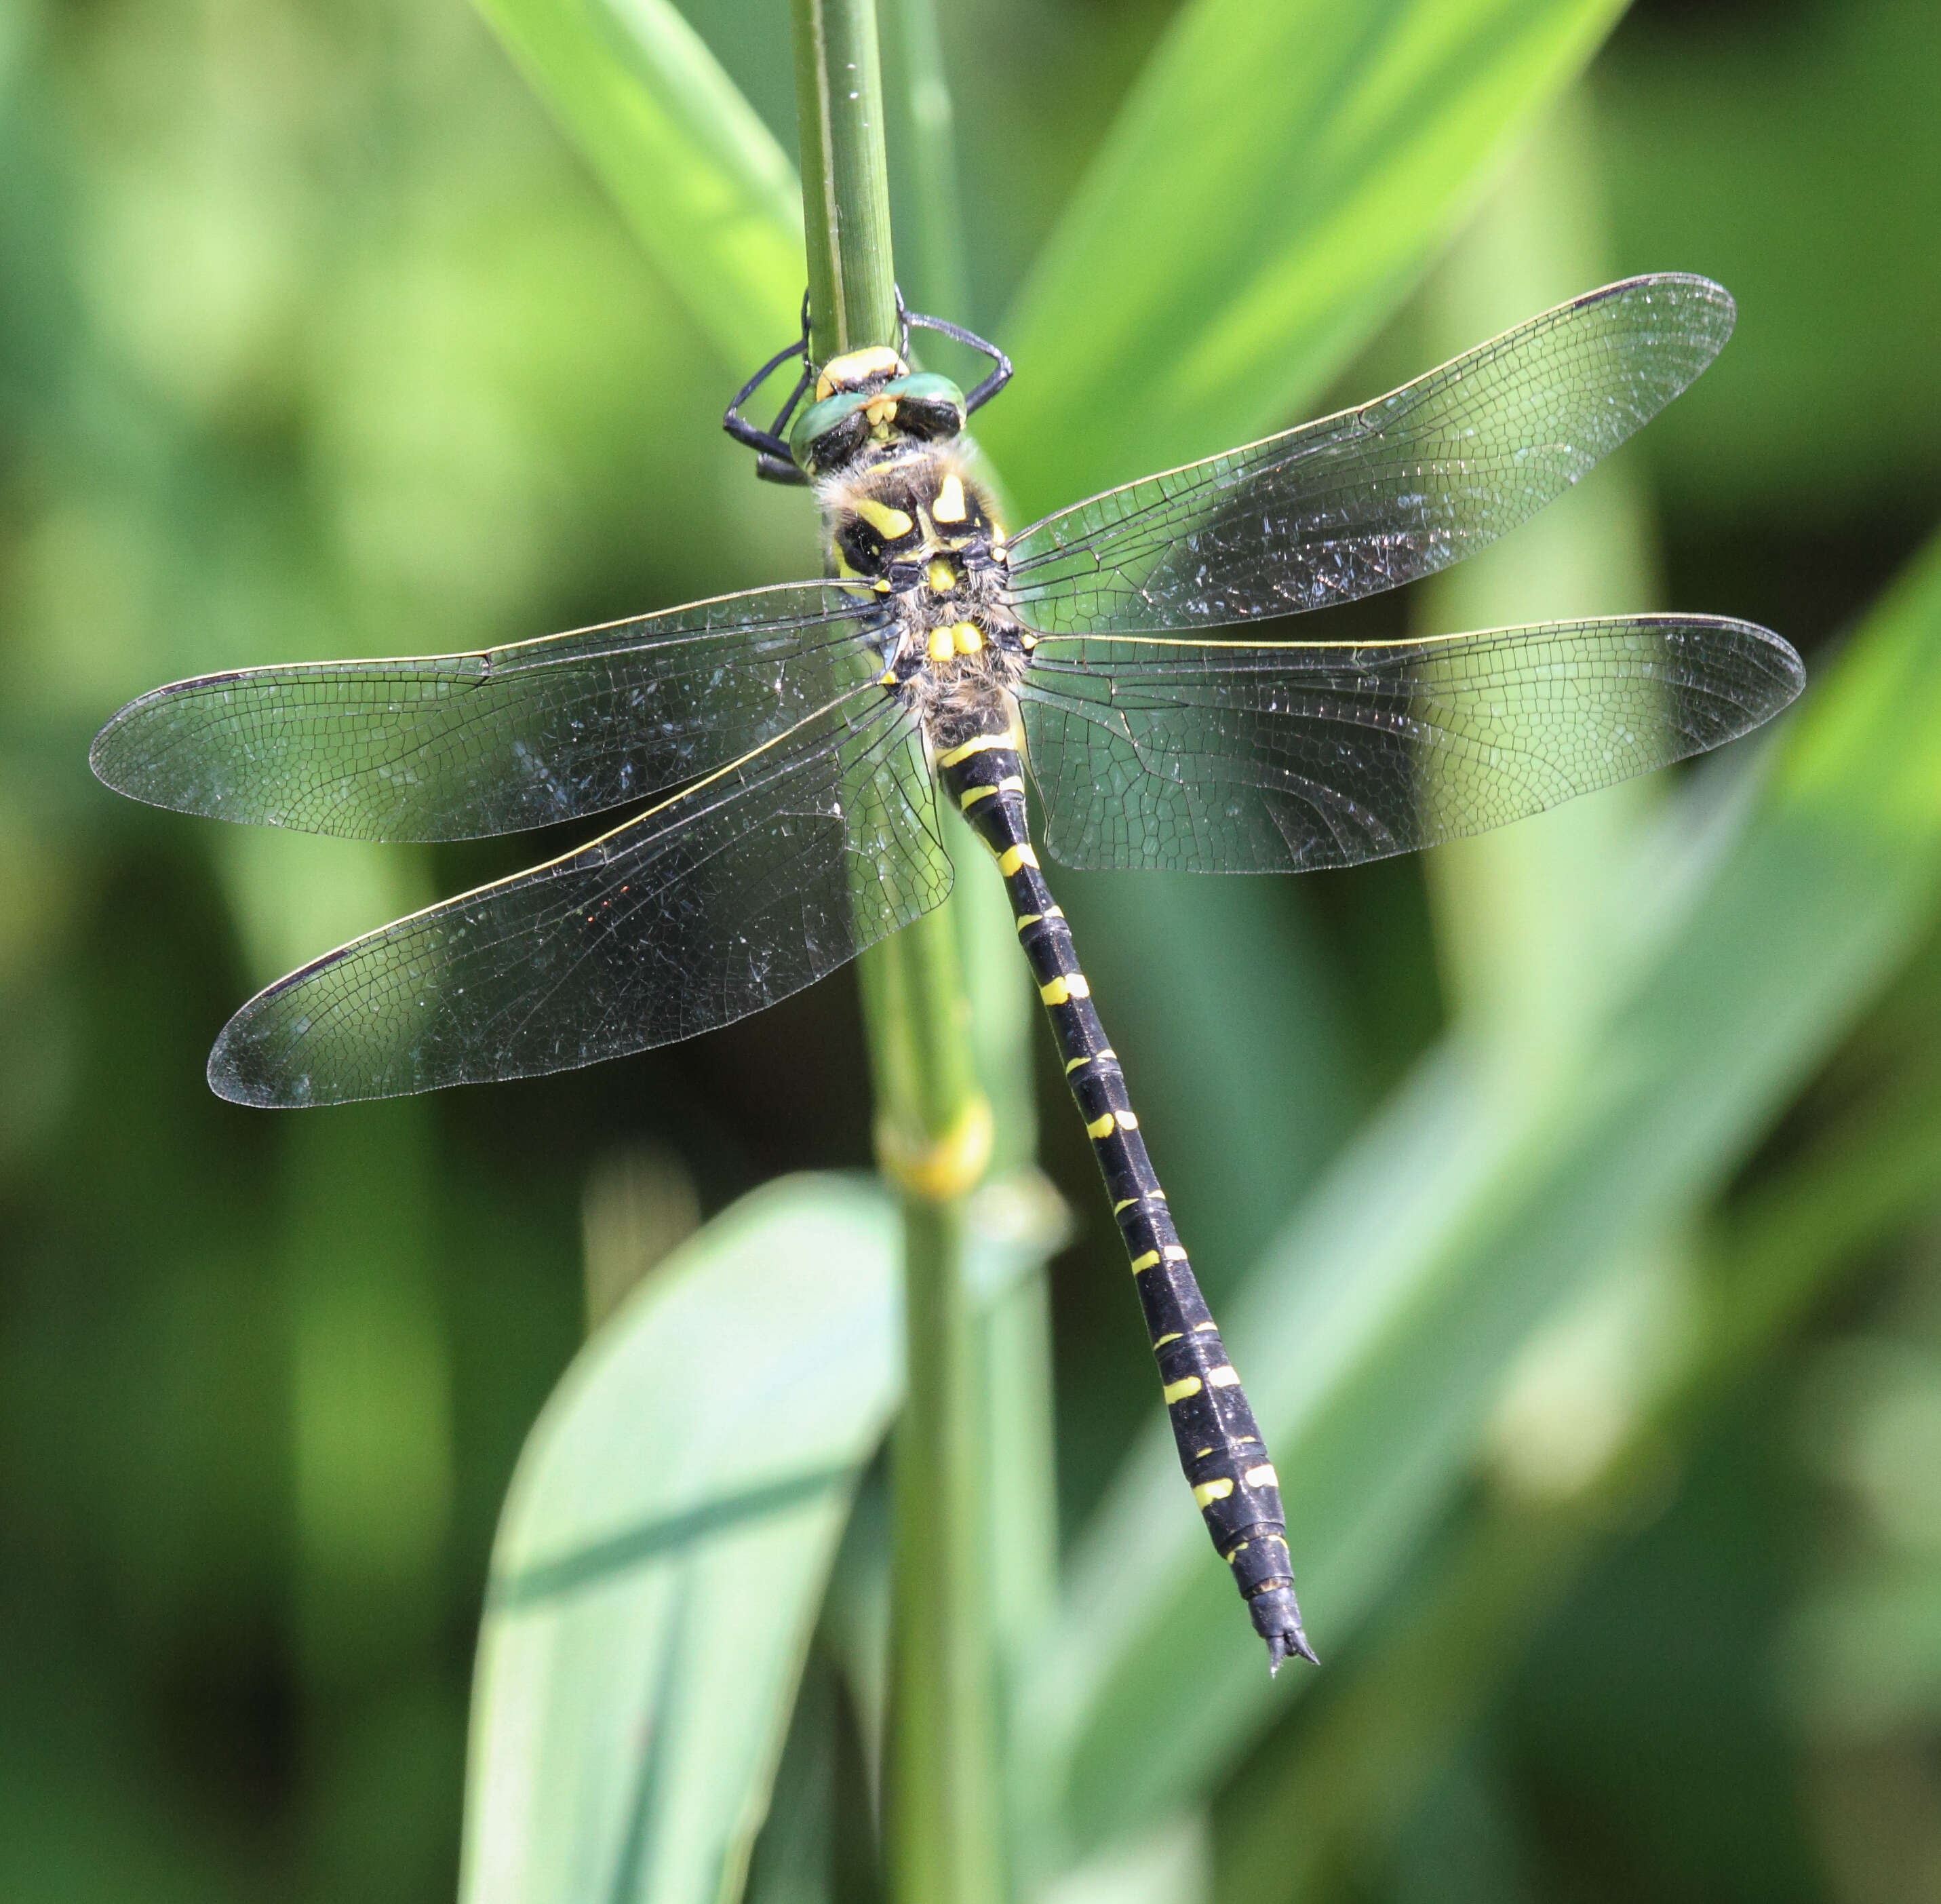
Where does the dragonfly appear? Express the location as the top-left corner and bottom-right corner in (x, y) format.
(92, 273), (1803, 1673)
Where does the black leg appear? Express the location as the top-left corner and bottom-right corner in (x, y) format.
(899, 291), (1013, 414)
(722, 291), (815, 485)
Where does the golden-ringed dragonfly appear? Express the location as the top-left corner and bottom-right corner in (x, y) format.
(92, 273), (1803, 1673)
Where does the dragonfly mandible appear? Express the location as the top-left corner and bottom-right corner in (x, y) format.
(92, 273), (1804, 1670)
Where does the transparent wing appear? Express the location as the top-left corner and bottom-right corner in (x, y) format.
(210, 688), (951, 1106)
(1003, 276), (1735, 635)
(90, 583), (886, 842)
(1019, 617), (1803, 873)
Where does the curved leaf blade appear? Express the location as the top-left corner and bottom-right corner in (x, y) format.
(1028, 531), (1941, 1850)
(459, 1167), (1065, 1904)
(459, 1174), (899, 1904)
(469, 0), (804, 370)
(983, 0), (1630, 515)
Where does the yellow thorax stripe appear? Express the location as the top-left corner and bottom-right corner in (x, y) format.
(855, 498), (914, 539)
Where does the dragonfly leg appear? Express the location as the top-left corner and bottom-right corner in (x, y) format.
(934, 719), (1316, 1673)
(897, 288), (1013, 414)
(723, 290), (814, 484)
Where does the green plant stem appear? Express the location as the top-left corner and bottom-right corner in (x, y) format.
(789, 5), (1002, 1901)
(793, 0), (897, 353)
(878, 0), (1057, 1840)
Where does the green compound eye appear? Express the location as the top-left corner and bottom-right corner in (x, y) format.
(789, 374), (968, 473)
(877, 372), (966, 441)
(790, 390), (872, 474)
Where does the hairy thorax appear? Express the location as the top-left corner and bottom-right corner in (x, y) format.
(819, 443), (1030, 750)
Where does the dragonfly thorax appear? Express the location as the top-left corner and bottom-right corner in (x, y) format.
(822, 444), (1025, 726)
(823, 442), (1002, 575)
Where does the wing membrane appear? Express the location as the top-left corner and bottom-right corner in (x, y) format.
(1019, 617), (1803, 873)
(1003, 276), (1734, 635)
(209, 688), (951, 1105)
(91, 583), (884, 841)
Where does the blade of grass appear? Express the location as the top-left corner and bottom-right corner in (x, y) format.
(1209, 92), (1757, 1896)
(468, 0), (804, 370)
(458, 1176), (901, 1904)
(880, 0), (968, 323)
(1215, 1015), (1941, 1904)
(460, 1171), (1061, 1904)
(1416, 88), (1664, 1058)
(1027, 531), (1941, 1853)
(981, 0), (1630, 516)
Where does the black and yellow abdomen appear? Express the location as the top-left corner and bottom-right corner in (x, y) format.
(931, 718), (1316, 1673)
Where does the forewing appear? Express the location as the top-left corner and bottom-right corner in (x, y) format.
(91, 583), (884, 841)
(1003, 276), (1735, 634)
(1019, 618), (1803, 873)
(210, 690), (951, 1105)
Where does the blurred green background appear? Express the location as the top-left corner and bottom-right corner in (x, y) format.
(3, 0), (1940, 1899)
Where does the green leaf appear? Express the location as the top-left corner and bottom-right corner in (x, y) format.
(459, 1174), (900, 1904)
(469, 0), (804, 370)
(980, 0), (1629, 516)
(458, 1167), (1064, 1904)
(1025, 531), (1941, 1852)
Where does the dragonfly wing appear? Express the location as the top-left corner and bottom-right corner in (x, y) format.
(1004, 275), (1734, 635)
(90, 582), (886, 841)
(1019, 617), (1803, 872)
(210, 689), (951, 1105)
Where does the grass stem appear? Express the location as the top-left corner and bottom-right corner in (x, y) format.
(788, 4), (1003, 1899)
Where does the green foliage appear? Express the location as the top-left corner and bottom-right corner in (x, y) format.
(5, 0), (1941, 1901)
(473, 0), (803, 368)
(1039, 531), (1941, 1852)
(461, 1177), (897, 1904)
(983, 0), (1630, 512)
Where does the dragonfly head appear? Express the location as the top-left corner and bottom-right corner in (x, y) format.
(791, 347), (968, 478)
